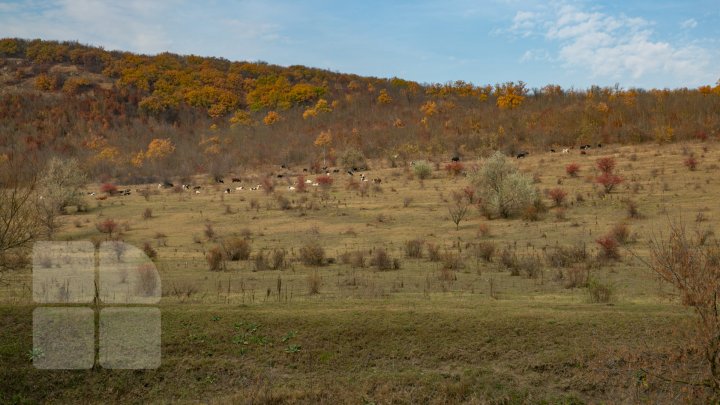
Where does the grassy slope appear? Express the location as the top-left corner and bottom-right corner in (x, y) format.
(1, 141), (717, 403)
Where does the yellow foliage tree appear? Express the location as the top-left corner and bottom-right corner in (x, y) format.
(377, 89), (392, 104)
(145, 138), (175, 160)
(229, 110), (254, 126)
(420, 101), (437, 116)
(263, 111), (281, 125)
(314, 130), (332, 166)
(495, 82), (526, 109)
(131, 151), (145, 168)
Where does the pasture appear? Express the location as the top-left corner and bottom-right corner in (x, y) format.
(1, 141), (718, 403)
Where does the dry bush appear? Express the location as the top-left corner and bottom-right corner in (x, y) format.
(403, 196), (413, 207)
(684, 156), (698, 171)
(100, 183), (118, 194)
(371, 248), (398, 271)
(413, 161), (432, 180)
(204, 223), (216, 240)
(448, 201), (470, 230)
(625, 199), (642, 219)
(442, 252), (465, 270)
(275, 193), (292, 210)
(261, 176), (275, 194)
(445, 161), (464, 176)
(249, 198), (260, 210)
(340, 250), (366, 268)
(142, 241), (157, 260)
(548, 187), (567, 206)
(253, 251), (269, 271)
(306, 271), (321, 295)
(438, 267), (457, 282)
(206, 246), (225, 271)
(222, 237), (251, 261)
(96, 219), (119, 237)
(596, 236), (621, 261)
(142, 207), (153, 220)
(474, 242), (495, 262)
(562, 266), (588, 289)
(522, 205), (540, 222)
(499, 248), (520, 275)
(647, 222), (720, 392)
(135, 263), (158, 297)
(426, 242), (441, 262)
(299, 241), (325, 266)
(405, 239), (424, 258)
(517, 255), (542, 279)
(566, 162), (580, 177)
(477, 223), (491, 238)
(587, 278), (614, 303)
(316, 175), (333, 189)
(545, 244), (588, 268)
(609, 223), (631, 245)
(270, 249), (287, 270)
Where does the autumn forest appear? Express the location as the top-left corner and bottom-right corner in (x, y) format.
(1, 38), (719, 181)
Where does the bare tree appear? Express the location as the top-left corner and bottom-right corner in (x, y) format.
(448, 202), (469, 230)
(0, 164), (39, 280)
(644, 221), (720, 394)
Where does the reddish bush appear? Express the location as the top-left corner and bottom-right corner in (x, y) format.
(548, 187), (568, 206)
(96, 219), (118, 236)
(316, 175), (333, 189)
(596, 236), (620, 260)
(260, 176), (275, 194)
(596, 172), (623, 193)
(463, 186), (476, 204)
(565, 163), (580, 177)
(596, 157), (616, 174)
(295, 175), (307, 192)
(100, 183), (118, 195)
(684, 156), (698, 171)
(445, 161), (465, 176)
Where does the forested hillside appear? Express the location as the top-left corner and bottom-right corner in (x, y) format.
(1, 38), (719, 182)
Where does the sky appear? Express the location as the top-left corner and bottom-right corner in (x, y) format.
(0, 0), (718, 89)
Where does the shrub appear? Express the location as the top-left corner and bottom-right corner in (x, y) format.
(275, 193), (292, 210)
(316, 175), (333, 189)
(206, 247), (225, 271)
(254, 251), (269, 271)
(295, 175), (308, 193)
(441, 253), (464, 270)
(299, 241), (325, 266)
(142, 241), (157, 260)
(472, 152), (537, 218)
(522, 205), (539, 221)
(413, 161), (432, 180)
(136, 264), (159, 297)
(307, 271), (321, 295)
(475, 242), (495, 262)
(548, 187), (567, 206)
(562, 267), (588, 289)
(596, 157), (616, 174)
(340, 250), (366, 268)
(518, 256), (542, 279)
(477, 223), (491, 237)
(445, 161), (465, 176)
(565, 163), (581, 177)
(426, 243), (442, 262)
(587, 278), (614, 303)
(596, 236), (620, 260)
(339, 148), (367, 170)
(625, 199), (641, 219)
(371, 248), (395, 270)
(499, 248), (520, 275)
(270, 249), (287, 269)
(405, 239), (424, 258)
(101, 183), (118, 195)
(609, 223), (630, 245)
(546, 244), (588, 268)
(403, 196), (413, 207)
(684, 156), (698, 171)
(596, 172), (623, 193)
(96, 219), (118, 237)
(261, 176), (275, 194)
(204, 223), (216, 240)
(142, 208), (153, 220)
(222, 237), (251, 261)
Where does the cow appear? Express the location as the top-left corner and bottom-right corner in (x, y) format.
(451, 156), (460, 162)
(516, 151), (529, 159)
(232, 178), (241, 183)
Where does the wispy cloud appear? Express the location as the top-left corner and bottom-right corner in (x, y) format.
(681, 18), (698, 29)
(508, 2), (717, 87)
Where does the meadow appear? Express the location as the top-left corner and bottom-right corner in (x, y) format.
(1, 141), (718, 403)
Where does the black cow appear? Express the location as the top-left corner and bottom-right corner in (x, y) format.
(232, 178), (241, 182)
(451, 156), (460, 162)
(550, 149), (556, 153)
(215, 176), (224, 184)
(347, 170), (354, 176)
(277, 174), (284, 178)
(516, 151), (529, 159)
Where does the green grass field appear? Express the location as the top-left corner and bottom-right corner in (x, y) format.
(1, 142), (718, 403)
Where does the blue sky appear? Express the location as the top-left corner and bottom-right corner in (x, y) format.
(1, 0), (718, 89)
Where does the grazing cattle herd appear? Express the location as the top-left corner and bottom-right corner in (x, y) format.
(88, 145), (606, 196)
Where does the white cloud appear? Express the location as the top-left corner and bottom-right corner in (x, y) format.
(681, 18), (698, 29)
(507, 3), (717, 87)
